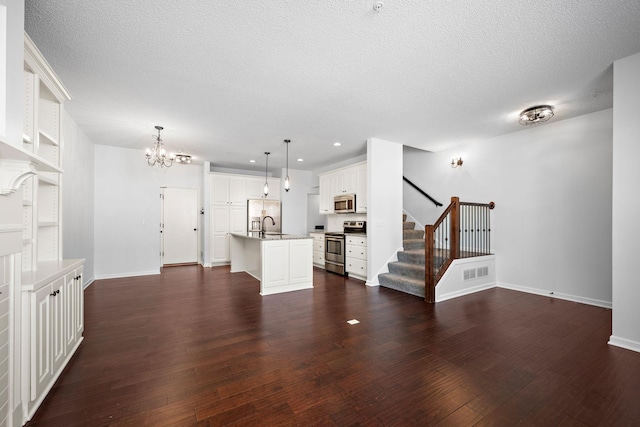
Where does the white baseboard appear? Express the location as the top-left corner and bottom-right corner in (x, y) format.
(94, 269), (160, 280)
(608, 336), (640, 353)
(437, 282), (496, 302)
(497, 282), (612, 309)
(82, 278), (95, 289)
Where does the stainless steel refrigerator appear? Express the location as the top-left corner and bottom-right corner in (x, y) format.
(247, 199), (281, 233)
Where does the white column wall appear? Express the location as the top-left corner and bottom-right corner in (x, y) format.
(610, 52), (640, 353)
(403, 109), (613, 306)
(94, 144), (203, 279)
(367, 138), (403, 285)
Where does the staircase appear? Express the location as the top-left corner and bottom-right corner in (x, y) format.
(378, 214), (428, 298)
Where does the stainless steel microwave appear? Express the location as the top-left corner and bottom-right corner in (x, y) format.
(334, 194), (356, 214)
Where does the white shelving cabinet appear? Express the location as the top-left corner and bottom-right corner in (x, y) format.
(10, 34), (86, 426)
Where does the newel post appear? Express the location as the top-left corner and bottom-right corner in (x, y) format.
(450, 197), (460, 259)
(425, 224), (435, 303)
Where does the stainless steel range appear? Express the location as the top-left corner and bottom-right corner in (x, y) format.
(325, 221), (366, 276)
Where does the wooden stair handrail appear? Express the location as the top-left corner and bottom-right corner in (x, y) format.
(425, 197), (494, 303)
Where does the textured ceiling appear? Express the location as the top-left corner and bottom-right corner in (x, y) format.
(24, 0), (640, 173)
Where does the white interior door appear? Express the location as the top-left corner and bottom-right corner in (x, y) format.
(162, 187), (198, 265)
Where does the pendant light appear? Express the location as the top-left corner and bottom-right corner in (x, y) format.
(263, 152), (270, 197)
(284, 139), (291, 192)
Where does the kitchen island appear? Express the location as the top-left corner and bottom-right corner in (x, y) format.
(230, 232), (314, 295)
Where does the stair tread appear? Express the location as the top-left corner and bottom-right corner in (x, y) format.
(379, 273), (425, 297)
(390, 261), (424, 270)
(401, 249), (425, 254)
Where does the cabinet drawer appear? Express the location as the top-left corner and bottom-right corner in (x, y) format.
(345, 236), (366, 246)
(345, 244), (366, 260)
(313, 240), (325, 252)
(346, 257), (366, 277)
(313, 250), (325, 265)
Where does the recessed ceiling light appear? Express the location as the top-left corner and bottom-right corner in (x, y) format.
(249, 159), (256, 163)
(297, 158), (304, 162)
(333, 142), (342, 147)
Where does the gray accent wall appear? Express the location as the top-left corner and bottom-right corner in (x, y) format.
(403, 109), (614, 307)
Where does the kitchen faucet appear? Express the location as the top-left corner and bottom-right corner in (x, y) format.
(261, 216), (275, 236)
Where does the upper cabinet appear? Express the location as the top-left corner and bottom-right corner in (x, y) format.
(334, 167), (357, 195)
(318, 161), (367, 214)
(212, 174), (246, 206)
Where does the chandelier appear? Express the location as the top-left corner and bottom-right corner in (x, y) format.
(519, 105), (554, 125)
(145, 125), (174, 167)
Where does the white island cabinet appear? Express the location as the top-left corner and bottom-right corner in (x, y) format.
(230, 233), (313, 295)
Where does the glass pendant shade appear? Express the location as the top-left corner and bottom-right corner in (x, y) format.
(263, 152), (270, 197)
(284, 139), (291, 192)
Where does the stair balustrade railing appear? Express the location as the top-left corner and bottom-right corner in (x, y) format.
(425, 197), (495, 302)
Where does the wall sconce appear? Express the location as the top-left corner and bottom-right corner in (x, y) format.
(451, 157), (463, 168)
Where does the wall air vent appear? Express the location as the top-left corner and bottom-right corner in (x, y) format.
(477, 266), (489, 277)
(463, 268), (476, 281)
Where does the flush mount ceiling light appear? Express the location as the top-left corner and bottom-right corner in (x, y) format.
(284, 139), (291, 192)
(519, 105), (554, 125)
(174, 152), (192, 164)
(145, 125), (175, 168)
(333, 142), (342, 147)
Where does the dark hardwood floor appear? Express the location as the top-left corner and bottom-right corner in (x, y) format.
(27, 266), (640, 426)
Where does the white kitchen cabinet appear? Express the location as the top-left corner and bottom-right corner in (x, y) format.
(318, 174), (335, 214)
(210, 200), (248, 264)
(334, 168), (357, 195)
(246, 177), (264, 200)
(209, 173), (281, 265)
(318, 162), (366, 215)
(260, 238), (313, 295)
(211, 174), (246, 206)
(345, 235), (367, 281)
(310, 233), (325, 268)
(246, 176), (281, 201)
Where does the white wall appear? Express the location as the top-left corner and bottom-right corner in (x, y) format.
(367, 138), (403, 285)
(280, 168), (313, 235)
(94, 144), (203, 279)
(62, 111), (95, 285)
(404, 109), (613, 306)
(0, 0), (23, 144)
(610, 52), (640, 353)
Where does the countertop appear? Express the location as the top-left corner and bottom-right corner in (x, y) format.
(232, 232), (313, 241)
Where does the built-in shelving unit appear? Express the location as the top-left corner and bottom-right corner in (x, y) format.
(21, 35), (67, 272)
(13, 33), (84, 426)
